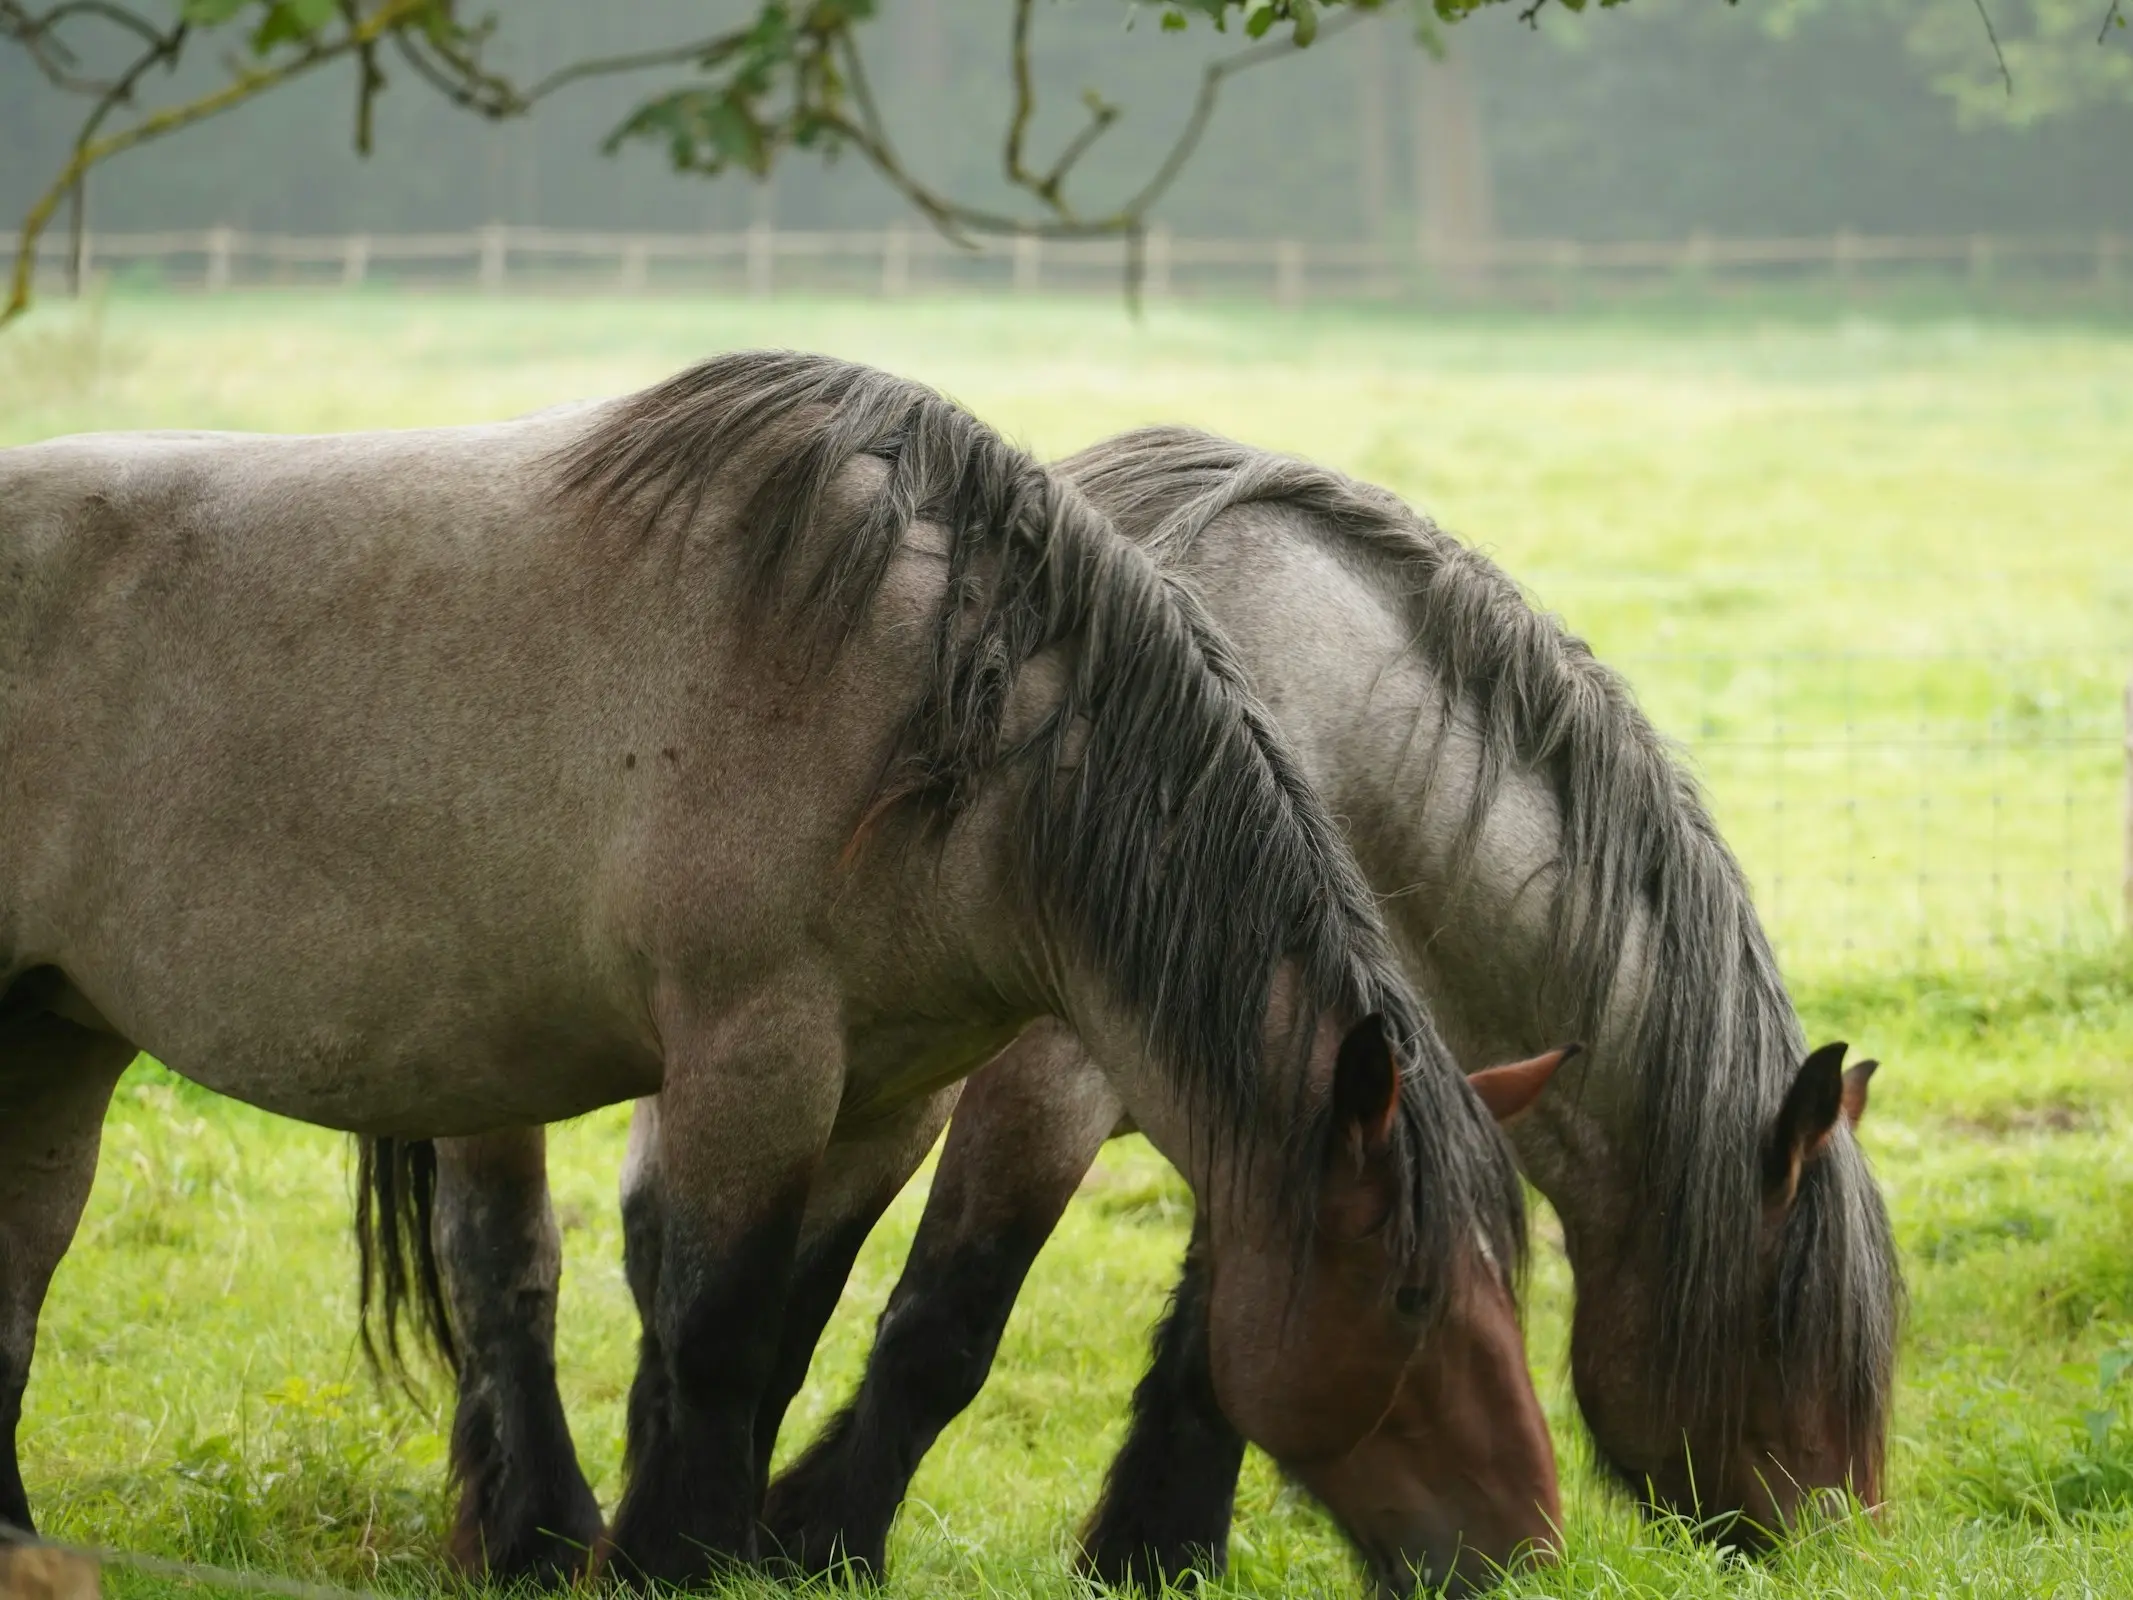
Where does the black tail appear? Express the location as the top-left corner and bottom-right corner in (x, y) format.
(353, 1135), (459, 1388)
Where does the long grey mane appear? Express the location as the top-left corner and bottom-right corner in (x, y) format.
(1059, 425), (1900, 1468)
(550, 354), (1523, 1316)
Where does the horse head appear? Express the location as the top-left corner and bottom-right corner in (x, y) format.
(1567, 1039), (1887, 1543)
(1202, 1025), (1572, 1594)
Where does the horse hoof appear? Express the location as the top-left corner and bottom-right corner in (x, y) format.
(757, 1515), (888, 1585)
(453, 1527), (602, 1587)
(1076, 1541), (1221, 1595)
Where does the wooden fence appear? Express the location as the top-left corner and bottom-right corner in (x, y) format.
(4, 224), (2127, 305)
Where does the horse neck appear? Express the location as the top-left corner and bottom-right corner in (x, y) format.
(871, 783), (1226, 1170)
(1172, 512), (1650, 1215)
(1050, 966), (1217, 1188)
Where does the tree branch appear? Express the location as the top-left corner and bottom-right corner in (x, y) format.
(2102, 0), (2124, 45)
(4, 0), (1409, 325)
(4, 0), (435, 325)
(998, 0), (1120, 217)
(388, 19), (755, 123)
(1, 0), (166, 93)
(379, 25), (487, 111)
(1036, 92), (1120, 207)
(336, 0), (386, 154)
(819, 6), (1363, 312)
(1970, 0), (2012, 94)
(521, 31), (753, 106)
(1004, 0), (1037, 184)
(58, 12), (182, 288)
(845, 6), (1355, 242)
(1117, 13), (1361, 220)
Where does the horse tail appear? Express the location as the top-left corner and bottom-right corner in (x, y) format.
(353, 1135), (459, 1387)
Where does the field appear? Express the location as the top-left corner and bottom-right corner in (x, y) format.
(4, 291), (2133, 1599)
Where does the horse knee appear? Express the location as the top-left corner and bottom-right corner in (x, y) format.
(868, 1232), (1036, 1428)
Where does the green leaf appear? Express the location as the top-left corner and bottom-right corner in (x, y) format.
(1291, 0), (1318, 45)
(1160, 7), (1188, 28)
(1244, 6), (1275, 37)
(250, 0), (336, 52)
(179, 0), (252, 23)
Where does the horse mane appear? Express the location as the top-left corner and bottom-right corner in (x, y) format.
(540, 353), (1521, 1309)
(1058, 424), (1900, 1465)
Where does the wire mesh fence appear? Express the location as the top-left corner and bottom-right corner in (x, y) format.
(1605, 649), (2127, 973)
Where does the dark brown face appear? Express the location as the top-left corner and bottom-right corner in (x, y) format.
(1288, 1262), (1562, 1597)
(1568, 1265), (1878, 1543)
(1202, 1018), (1431, 1464)
(1203, 1024), (1572, 1592)
(1567, 1043), (1887, 1541)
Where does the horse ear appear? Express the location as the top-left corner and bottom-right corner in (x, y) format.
(1468, 1043), (1579, 1125)
(1764, 1041), (1850, 1210)
(1332, 1014), (1401, 1152)
(1842, 1059), (1878, 1127)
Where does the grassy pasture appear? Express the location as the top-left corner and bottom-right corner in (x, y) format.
(4, 292), (2133, 1599)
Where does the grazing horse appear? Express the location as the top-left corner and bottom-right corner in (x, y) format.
(755, 429), (1899, 1572)
(0, 358), (1547, 1588)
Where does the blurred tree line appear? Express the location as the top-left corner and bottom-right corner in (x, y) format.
(3, 0), (2127, 246)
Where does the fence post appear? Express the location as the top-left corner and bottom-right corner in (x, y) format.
(1145, 226), (1172, 302)
(881, 225), (908, 298)
(1681, 229), (1712, 284)
(1545, 239), (1580, 307)
(746, 222), (774, 297)
(619, 238), (648, 293)
(1275, 240), (1304, 307)
(65, 180), (87, 298)
(1012, 231), (1041, 294)
(203, 226), (234, 292)
(477, 224), (509, 291)
(1968, 233), (1995, 288)
(2124, 674), (2133, 936)
(342, 234), (369, 288)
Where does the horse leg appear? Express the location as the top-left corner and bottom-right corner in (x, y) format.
(763, 1021), (1123, 1578)
(601, 995), (842, 1585)
(0, 1014), (134, 1536)
(618, 1089), (961, 1577)
(616, 1097), (669, 1487)
(1077, 1216), (1246, 1590)
(753, 1091), (961, 1484)
(749, 1090), (961, 1575)
(430, 1127), (602, 1581)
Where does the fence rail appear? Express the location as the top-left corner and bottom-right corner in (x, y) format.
(5, 224), (2128, 305)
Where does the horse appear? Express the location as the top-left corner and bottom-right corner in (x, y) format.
(755, 428), (1899, 1570)
(0, 356), (1548, 1590)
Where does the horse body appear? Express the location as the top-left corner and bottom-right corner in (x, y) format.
(1070, 430), (1894, 1520)
(1, 362), (1541, 1590)
(0, 419), (1004, 1136)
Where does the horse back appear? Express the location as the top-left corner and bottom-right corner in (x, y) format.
(0, 420), (936, 1132)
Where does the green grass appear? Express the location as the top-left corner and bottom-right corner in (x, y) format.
(6, 291), (2133, 1598)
